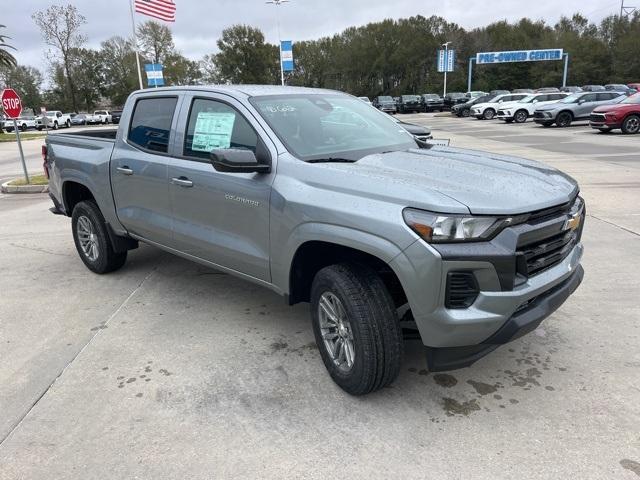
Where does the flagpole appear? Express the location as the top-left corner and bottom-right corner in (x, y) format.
(129, 0), (144, 90)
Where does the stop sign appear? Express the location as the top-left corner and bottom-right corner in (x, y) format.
(1, 89), (22, 119)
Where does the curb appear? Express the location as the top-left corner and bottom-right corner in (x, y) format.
(1, 180), (49, 194)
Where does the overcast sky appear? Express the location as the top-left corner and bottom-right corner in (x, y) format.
(4, 0), (621, 71)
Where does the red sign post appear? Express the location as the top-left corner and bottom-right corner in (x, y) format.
(1, 88), (29, 183)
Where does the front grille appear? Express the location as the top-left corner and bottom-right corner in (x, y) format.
(497, 110), (506, 116)
(445, 272), (479, 309)
(590, 113), (606, 123)
(518, 230), (578, 276)
(533, 111), (546, 119)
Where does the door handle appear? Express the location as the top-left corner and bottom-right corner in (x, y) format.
(171, 177), (193, 187)
(116, 166), (133, 175)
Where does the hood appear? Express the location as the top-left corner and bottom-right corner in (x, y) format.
(592, 103), (627, 113)
(399, 122), (431, 136)
(296, 148), (578, 215)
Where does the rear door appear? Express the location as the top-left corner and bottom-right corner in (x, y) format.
(591, 92), (622, 117)
(167, 94), (275, 281)
(574, 93), (599, 118)
(110, 94), (181, 245)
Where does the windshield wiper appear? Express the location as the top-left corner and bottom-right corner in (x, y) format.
(307, 158), (357, 164)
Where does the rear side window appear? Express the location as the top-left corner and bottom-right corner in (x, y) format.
(596, 93), (617, 101)
(183, 98), (258, 160)
(548, 94), (565, 100)
(128, 97), (178, 153)
(581, 93), (598, 102)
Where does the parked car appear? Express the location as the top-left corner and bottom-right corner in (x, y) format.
(535, 87), (560, 93)
(560, 86), (583, 93)
(372, 96), (397, 114)
(389, 116), (432, 141)
(43, 85), (584, 395)
(533, 91), (626, 127)
(471, 93), (530, 120)
(581, 85), (605, 92)
(512, 89), (534, 94)
(604, 84), (631, 93)
(465, 91), (488, 99)
(358, 97), (372, 105)
(397, 95), (423, 113)
(36, 111), (72, 130)
(421, 94), (444, 112)
(627, 83), (640, 91)
(497, 92), (569, 123)
(490, 90), (510, 96)
(452, 94), (495, 117)
(590, 92), (640, 134)
(93, 110), (112, 124)
(2, 116), (38, 132)
(443, 92), (467, 109)
(111, 110), (123, 125)
(70, 113), (97, 126)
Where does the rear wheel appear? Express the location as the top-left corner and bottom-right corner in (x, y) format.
(20, 124), (27, 132)
(310, 263), (403, 395)
(53, 121), (59, 130)
(72, 201), (128, 274)
(514, 110), (528, 123)
(66, 119), (71, 128)
(556, 112), (573, 128)
(483, 108), (496, 120)
(621, 115), (640, 134)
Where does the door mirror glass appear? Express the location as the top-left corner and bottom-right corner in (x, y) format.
(210, 149), (270, 174)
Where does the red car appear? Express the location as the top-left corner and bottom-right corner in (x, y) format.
(590, 93), (640, 134)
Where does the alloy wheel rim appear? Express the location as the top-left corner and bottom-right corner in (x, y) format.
(318, 292), (355, 372)
(77, 215), (99, 261)
(627, 117), (639, 133)
(516, 111), (527, 122)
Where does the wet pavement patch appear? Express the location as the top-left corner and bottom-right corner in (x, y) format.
(467, 380), (498, 396)
(442, 397), (481, 417)
(433, 374), (458, 388)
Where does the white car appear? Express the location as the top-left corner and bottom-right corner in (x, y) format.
(2, 116), (38, 132)
(36, 111), (72, 130)
(496, 92), (569, 123)
(93, 110), (112, 124)
(471, 93), (530, 120)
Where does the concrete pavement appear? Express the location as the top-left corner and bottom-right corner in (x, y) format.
(0, 117), (638, 479)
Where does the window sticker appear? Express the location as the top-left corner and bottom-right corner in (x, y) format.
(191, 111), (236, 151)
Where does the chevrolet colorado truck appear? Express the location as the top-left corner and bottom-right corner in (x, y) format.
(44, 86), (585, 395)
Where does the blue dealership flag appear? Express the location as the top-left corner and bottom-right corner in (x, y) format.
(144, 63), (164, 87)
(281, 41), (294, 72)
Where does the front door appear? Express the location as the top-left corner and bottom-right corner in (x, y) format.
(167, 95), (274, 281)
(110, 95), (179, 245)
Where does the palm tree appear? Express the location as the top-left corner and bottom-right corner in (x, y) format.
(0, 25), (17, 68)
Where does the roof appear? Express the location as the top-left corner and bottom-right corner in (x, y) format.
(131, 84), (340, 98)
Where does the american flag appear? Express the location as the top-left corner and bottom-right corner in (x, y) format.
(134, 0), (176, 22)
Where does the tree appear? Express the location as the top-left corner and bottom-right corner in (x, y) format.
(0, 65), (43, 112)
(99, 36), (139, 107)
(0, 25), (17, 68)
(213, 25), (279, 84)
(137, 20), (175, 64)
(32, 5), (87, 112)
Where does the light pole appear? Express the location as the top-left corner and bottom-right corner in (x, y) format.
(266, 0), (290, 86)
(442, 41), (452, 97)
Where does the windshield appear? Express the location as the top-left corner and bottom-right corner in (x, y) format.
(622, 93), (640, 104)
(378, 96), (393, 102)
(424, 94), (439, 100)
(251, 94), (416, 162)
(46, 112), (55, 117)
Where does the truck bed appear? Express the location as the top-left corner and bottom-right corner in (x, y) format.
(53, 128), (118, 141)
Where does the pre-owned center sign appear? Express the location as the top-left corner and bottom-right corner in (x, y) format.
(476, 48), (564, 64)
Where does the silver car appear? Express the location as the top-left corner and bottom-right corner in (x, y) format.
(533, 91), (626, 127)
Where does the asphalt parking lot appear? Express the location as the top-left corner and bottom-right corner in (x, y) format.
(0, 116), (639, 479)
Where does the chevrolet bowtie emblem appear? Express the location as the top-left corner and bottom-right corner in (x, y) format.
(565, 213), (582, 232)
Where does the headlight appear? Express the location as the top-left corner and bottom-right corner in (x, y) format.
(403, 208), (521, 243)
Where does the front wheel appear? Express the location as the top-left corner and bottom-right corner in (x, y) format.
(514, 110), (528, 123)
(556, 112), (573, 128)
(483, 108), (496, 120)
(66, 120), (71, 128)
(310, 263), (403, 395)
(52, 121), (59, 130)
(461, 108), (470, 117)
(72, 200), (128, 274)
(621, 115), (640, 134)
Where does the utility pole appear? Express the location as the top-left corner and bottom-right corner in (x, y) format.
(620, 0), (637, 18)
(266, 0), (290, 86)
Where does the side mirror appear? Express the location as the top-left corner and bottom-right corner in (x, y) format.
(578, 99), (585, 104)
(57, 112), (62, 117)
(210, 149), (270, 174)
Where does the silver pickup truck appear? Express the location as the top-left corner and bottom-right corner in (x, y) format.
(44, 85), (585, 395)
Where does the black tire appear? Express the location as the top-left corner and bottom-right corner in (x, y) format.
(20, 124), (27, 132)
(556, 111), (573, 128)
(483, 108), (496, 120)
(53, 121), (58, 130)
(71, 200), (127, 274)
(621, 115), (640, 134)
(37, 126), (43, 131)
(66, 120), (71, 128)
(310, 263), (403, 395)
(461, 108), (470, 117)
(597, 127), (612, 133)
(514, 110), (528, 123)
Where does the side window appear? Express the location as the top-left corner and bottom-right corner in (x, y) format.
(535, 95), (548, 102)
(128, 97), (177, 153)
(597, 93), (616, 101)
(582, 93), (598, 102)
(549, 94), (564, 100)
(184, 98), (258, 160)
